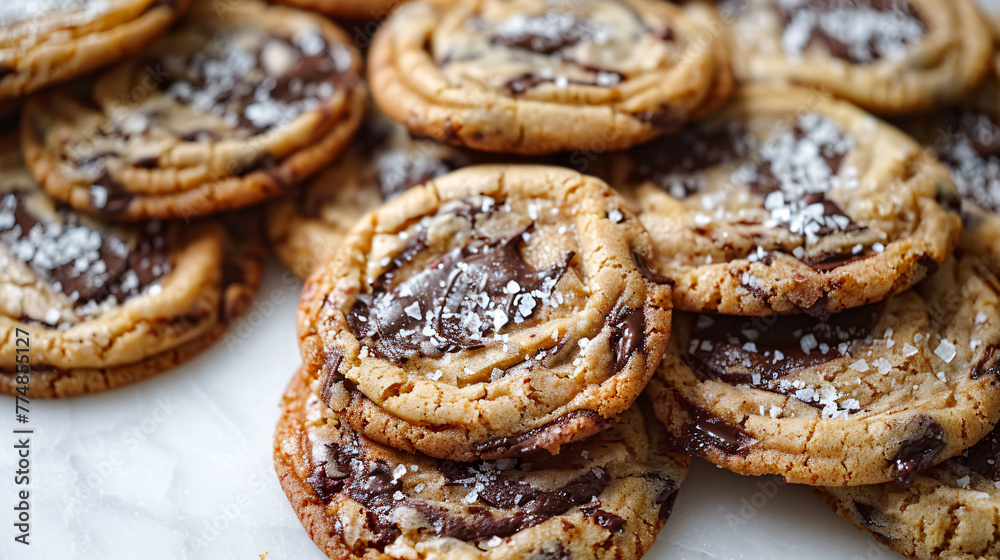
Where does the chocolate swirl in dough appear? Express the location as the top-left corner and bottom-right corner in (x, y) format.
(611, 85), (961, 317)
(21, 0), (364, 220)
(722, 0), (992, 114)
(368, 0), (732, 154)
(297, 165), (672, 461)
(274, 367), (688, 559)
(0, 133), (264, 398)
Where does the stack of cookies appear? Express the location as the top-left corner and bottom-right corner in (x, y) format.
(269, 0), (1000, 558)
(0, 0), (375, 397)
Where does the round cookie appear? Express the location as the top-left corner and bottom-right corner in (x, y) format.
(272, 0), (406, 22)
(817, 207), (1000, 558)
(268, 109), (474, 280)
(610, 85), (962, 317)
(274, 367), (689, 560)
(0, 0), (189, 101)
(720, 0), (993, 115)
(368, 0), (733, 154)
(0, 133), (265, 398)
(644, 203), (1000, 486)
(819, 404), (1000, 560)
(21, 0), (365, 221)
(297, 165), (672, 461)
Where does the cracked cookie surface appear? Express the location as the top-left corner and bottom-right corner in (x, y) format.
(268, 107), (476, 280)
(297, 165), (672, 461)
(644, 203), (1000, 486)
(21, 0), (364, 220)
(610, 85), (962, 317)
(368, 0), (732, 154)
(274, 367), (688, 560)
(0, 133), (264, 398)
(0, 0), (189, 101)
(720, 0), (992, 115)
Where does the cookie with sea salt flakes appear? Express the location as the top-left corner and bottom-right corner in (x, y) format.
(644, 204), (1000, 486)
(0, 133), (265, 398)
(720, 0), (992, 115)
(609, 85), (961, 317)
(20, 0), (364, 221)
(297, 165), (672, 461)
(0, 0), (189, 101)
(268, 109), (475, 280)
(819, 392), (1000, 560)
(368, 0), (732, 155)
(274, 367), (689, 560)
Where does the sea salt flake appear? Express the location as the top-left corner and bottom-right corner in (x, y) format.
(934, 340), (957, 364)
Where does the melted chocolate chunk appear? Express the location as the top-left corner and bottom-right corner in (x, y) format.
(348, 214), (572, 364)
(308, 433), (621, 545)
(973, 345), (1000, 380)
(609, 306), (645, 372)
(852, 500), (883, 529)
(685, 305), (880, 387)
(674, 396), (752, 456)
(475, 410), (612, 457)
(779, 0), (925, 65)
(631, 251), (674, 286)
(927, 110), (1000, 213)
(745, 114), (860, 244)
(0, 191), (170, 310)
(89, 170), (135, 215)
(955, 422), (1000, 481)
(485, 11), (606, 54)
(319, 347), (347, 404)
(154, 29), (351, 135)
(628, 123), (751, 197)
(579, 503), (626, 532)
(892, 416), (946, 486)
(307, 440), (402, 550)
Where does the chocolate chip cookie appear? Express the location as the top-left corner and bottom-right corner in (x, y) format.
(0, 133), (265, 398)
(297, 165), (672, 461)
(611, 85), (962, 317)
(0, 0), (189, 101)
(368, 0), (732, 154)
(274, 367), (688, 559)
(819, 415), (1000, 560)
(721, 0), (992, 115)
(644, 201), (1000, 486)
(268, 108), (474, 280)
(21, 0), (365, 220)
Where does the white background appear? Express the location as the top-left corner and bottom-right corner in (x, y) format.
(1, 262), (902, 559)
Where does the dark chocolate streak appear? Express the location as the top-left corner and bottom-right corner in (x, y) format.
(628, 123), (752, 196)
(684, 304), (880, 389)
(610, 306), (645, 373)
(673, 396), (752, 456)
(955, 421), (1000, 481)
(319, 347), (347, 404)
(347, 208), (572, 364)
(307, 436), (636, 544)
(778, 0), (925, 64)
(892, 416), (946, 486)
(474, 410), (613, 457)
(973, 345), (1000, 380)
(0, 191), (169, 308)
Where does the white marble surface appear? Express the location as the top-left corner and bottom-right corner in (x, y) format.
(1, 261), (900, 560)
